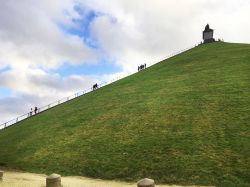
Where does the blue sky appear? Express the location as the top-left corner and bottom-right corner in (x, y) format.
(0, 66), (11, 73)
(52, 61), (121, 77)
(0, 66), (12, 97)
(0, 88), (11, 98)
(56, 5), (120, 77)
(60, 6), (101, 48)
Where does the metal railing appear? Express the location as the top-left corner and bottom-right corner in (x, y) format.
(0, 44), (198, 130)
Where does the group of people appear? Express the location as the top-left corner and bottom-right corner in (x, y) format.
(138, 64), (147, 71)
(29, 107), (38, 117)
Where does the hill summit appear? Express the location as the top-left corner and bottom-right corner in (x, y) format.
(0, 42), (249, 186)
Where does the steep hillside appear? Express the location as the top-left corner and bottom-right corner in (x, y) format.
(0, 42), (249, 187)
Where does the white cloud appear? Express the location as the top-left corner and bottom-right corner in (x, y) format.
(82, 0), (250, 72)
(0, 68), (96, 97)
(0, 0), (95, 69)
(0, 67), (98, 124)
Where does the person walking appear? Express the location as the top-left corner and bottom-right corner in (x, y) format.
(29, 108), (33, 117)
(34, 107), (38, 114)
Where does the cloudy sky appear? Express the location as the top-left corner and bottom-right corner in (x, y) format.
(0, 0), (250, 124)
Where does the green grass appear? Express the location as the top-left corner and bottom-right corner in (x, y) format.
(0, 42), (250, 186)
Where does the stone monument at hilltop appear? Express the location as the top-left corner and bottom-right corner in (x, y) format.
(203, 24), (215, 44)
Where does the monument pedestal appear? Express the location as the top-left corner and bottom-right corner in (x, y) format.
(203, 24), (215, 44)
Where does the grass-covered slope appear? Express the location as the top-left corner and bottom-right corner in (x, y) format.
(0, 42), (250, 186)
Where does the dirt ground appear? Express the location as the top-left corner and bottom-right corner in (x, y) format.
(0, 170), (214, 187)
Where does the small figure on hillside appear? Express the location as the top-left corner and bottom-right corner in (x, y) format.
(93, 83), (98, 91)
(34, 107), (38, 114)
(138, 64), (147, 72)
(29, 108), (33, 117)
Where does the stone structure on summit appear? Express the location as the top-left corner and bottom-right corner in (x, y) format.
(203, 24), (215, 43)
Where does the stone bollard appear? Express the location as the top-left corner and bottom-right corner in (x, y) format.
(0, 170), (3, 180)
(46, 173), (61, 187)
(137, 178), (155, 187)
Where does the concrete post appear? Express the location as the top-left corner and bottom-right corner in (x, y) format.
(0, 170), (3, 180)
(137, 178), (155, 187)
(46, 173), (61, 187)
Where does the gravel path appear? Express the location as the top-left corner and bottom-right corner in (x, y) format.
(0, 170), (214, 187)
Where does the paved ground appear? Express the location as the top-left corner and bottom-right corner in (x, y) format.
(0, 170), (214, 187)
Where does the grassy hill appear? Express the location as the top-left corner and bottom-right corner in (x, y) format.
(0, 42), (249, 187)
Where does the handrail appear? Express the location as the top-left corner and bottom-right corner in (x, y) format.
(0, 44), (198, 130)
